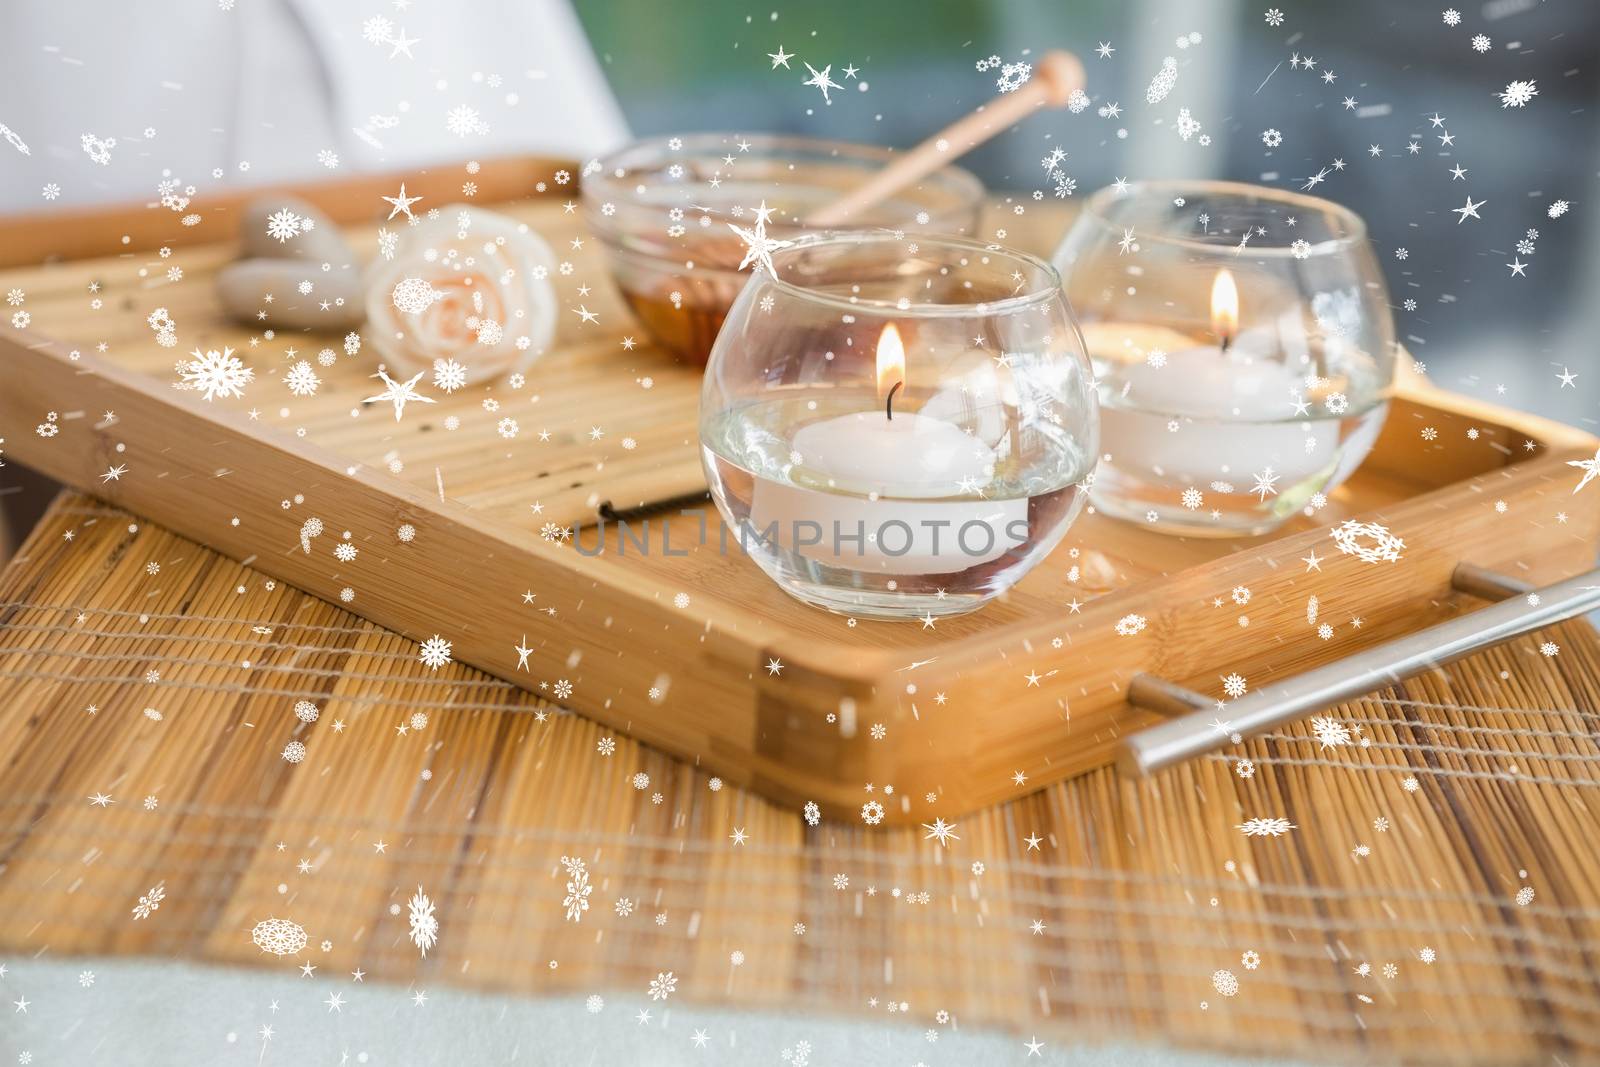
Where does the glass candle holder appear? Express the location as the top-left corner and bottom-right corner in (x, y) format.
(1052, 180), (1395, 537)
(700, 233), (1099, 620)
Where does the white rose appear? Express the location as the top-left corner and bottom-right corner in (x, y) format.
(365, 205), (556, 384)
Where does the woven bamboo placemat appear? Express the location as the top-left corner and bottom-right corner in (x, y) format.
(1, 492), (1598, 1064)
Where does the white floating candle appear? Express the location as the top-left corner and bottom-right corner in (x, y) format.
(749, 324), (1028, 575)
(1099, 270), (1335, 489)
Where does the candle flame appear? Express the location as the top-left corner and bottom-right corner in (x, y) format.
(875, 323), (906, 397)
(1210, 269), (1239, 345)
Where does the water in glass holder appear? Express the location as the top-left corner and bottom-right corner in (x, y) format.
(700, 234), (1099, 620)
(1052, 180), (1396, 537)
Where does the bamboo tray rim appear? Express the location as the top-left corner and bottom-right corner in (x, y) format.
(0, 153), (572, 267)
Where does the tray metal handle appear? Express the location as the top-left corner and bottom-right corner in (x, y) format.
(1119, 563), (1600, 777)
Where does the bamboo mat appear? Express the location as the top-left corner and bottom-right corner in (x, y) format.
(2, 493), (1600, 1065)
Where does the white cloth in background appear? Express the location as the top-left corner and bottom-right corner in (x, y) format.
(0, 956), (1306, 1066)
(0, 0), (628, 211)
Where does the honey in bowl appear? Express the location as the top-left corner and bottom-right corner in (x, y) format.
(582, 133), (985, 366)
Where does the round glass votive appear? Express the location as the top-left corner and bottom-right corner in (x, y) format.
(583, 133), (985, 366)
(700, 233), (1099, 620)
(1052, 180), (1395, 537)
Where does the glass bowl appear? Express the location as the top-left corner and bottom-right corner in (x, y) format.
(1052, 180), (1395, 537)
(700, 233), (1099, 620)
(583, 133), (985, 366)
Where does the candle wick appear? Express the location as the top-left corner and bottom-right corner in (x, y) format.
(886, 380), (903, 421)
(1220, 333), (1233, 354)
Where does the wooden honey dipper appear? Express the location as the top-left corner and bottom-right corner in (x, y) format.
(807, 49), (1085, 228)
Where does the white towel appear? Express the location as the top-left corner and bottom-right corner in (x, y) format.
(0, 955), (1299, 1067)
(0, 0), (629, 211)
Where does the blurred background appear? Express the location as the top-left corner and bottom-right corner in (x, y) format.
(574, 0), (1600, 430)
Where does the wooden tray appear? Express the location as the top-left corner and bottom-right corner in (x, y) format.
(4, 156), (1598, 823)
